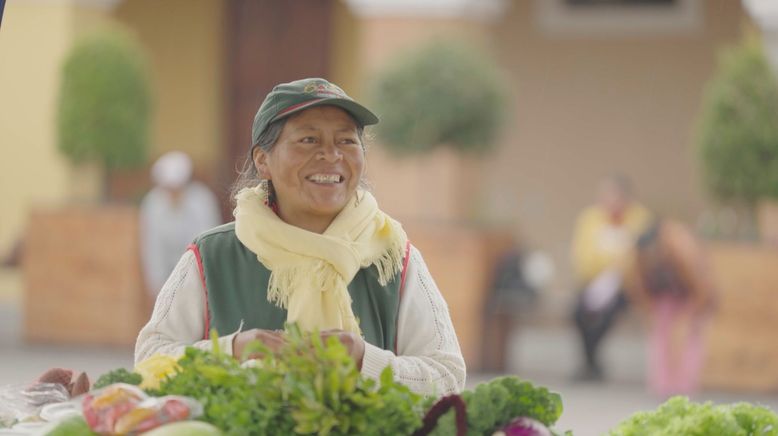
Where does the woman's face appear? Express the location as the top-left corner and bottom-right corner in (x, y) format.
(254, 106), (364, 230)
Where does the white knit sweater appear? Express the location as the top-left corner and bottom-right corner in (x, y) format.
(134, 245), (466, 396)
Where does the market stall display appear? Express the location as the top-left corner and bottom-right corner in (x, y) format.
(3, 325), (778, 435)
(0, 325), (566, 435)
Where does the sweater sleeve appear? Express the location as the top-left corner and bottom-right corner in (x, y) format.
(134, 249), (238, 365)
(360, 245), (467, 396)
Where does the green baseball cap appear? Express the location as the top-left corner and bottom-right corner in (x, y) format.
(251, 78), (379, 146)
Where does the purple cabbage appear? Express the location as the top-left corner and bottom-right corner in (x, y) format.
(493, 417), (552, 436)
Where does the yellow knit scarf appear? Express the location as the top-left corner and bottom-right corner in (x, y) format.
(233, 186), (407, 335)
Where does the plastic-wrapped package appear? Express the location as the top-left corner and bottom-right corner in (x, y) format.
(81, 384), (202, 435)
(0, 383), (70, 426)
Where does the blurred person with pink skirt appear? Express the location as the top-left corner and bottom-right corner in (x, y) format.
(627, 219), (715, 397)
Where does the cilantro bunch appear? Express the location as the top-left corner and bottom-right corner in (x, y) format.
(429, 376), (564, 435)
(155, 326), (425, 436)
(610, 396), (778, 436)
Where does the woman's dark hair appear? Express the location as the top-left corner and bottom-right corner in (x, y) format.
(229, 113), (367, 205)
(229, 118), (287, 204)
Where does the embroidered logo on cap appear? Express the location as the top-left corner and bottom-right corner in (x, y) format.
(303, 81), (348, 99)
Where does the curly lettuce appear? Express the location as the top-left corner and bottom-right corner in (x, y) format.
(610, 396), (778, 436)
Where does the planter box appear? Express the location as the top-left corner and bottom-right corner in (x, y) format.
(404, 221), (514, 371)
(23, 206), (148, 346)
(758, 200), (778, 246)
(701, 242), (778, 391)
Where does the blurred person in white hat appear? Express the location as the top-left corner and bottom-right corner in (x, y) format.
(140, 151), (222, 296)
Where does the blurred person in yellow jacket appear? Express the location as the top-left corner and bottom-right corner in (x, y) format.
(571, 175), (651, 381)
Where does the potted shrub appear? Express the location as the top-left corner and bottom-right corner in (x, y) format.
(369, 39), (508, 222)
(368, 40), (513, 370)
(695, 32), (778, 391)
(696, 32), (778, 244)
(58, 28), (152, 201)
(24, 28), (153, 346)
(370, 39), (506, 156)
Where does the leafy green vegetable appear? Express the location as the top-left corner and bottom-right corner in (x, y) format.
(610, 396), (778, 436)
(429, 376), (564, 435)
(156, 325), (425, 435)
(92, 368), (142, 389)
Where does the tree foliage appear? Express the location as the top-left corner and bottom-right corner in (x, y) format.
(370, 40), (508, 155)
(697, 33), (778, 203)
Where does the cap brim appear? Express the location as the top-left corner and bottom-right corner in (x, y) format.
(271, 97), (379, 127)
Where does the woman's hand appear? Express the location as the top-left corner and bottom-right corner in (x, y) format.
(320, 329), (366, 369)
(232, 329), (286, 361)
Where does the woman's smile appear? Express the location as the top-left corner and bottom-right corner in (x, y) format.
(305, 173), (344, 184)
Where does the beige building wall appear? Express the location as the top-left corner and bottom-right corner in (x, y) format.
(330, 1), (362, 98)
(114, 0), (225, 175)
(0, 1), (114, 257)
(356, 1), (747, 290)
(485, 1), (746, 288)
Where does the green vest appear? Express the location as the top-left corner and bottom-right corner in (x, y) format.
(192, 223), (402, 351)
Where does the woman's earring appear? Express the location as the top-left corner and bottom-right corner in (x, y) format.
(259, 179), (277, 209)
(260, 179), (275, 207)
(354, 190), (362, 207)
(266, 180), (276, 207)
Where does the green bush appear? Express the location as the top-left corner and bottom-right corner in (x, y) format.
(369, 40), (508, 155)
(57, 28), (152, 175)
(697, 33), (778, 203)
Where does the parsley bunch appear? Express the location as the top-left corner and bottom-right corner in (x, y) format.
(610, 396), (778, 436)
(155, 326), (425, 435)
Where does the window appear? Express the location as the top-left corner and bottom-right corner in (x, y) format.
(534, 0), (701, 36)
(566, 0), (676, 6)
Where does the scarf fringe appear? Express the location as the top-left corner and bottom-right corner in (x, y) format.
(369, 220), (407, 286)
(266, 260), (345, 309)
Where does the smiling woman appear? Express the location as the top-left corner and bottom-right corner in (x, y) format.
(134, 78), (466, 396)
